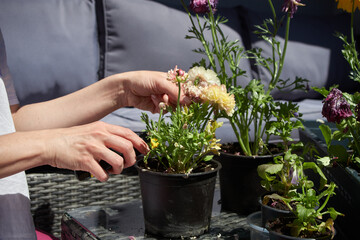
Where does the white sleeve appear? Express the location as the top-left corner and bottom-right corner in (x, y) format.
(0, 29), (19, 106)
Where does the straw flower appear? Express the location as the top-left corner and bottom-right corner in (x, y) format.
(200, 84), (235, 116)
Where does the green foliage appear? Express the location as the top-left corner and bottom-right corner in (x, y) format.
(141, 74), (223, 174)
(181, 0), (308, 156)
(257, 143), (326, 198)
(285, 182), (344, 238)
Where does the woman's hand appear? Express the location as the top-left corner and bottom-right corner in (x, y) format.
(45, 121), (149, 181)
(112, 71), (190, 113)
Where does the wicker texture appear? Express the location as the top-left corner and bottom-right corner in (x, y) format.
(27, 172), (141, 238)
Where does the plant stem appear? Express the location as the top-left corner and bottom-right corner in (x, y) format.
(269, 12), (291, 94)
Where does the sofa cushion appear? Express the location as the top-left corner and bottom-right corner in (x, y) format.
(0, 0), (99, 105)
(102, 0), (252, 79)
(243, 5), (353, 101)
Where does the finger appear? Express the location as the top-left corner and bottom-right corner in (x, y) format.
(94, 147), (125, 174)
(108, 126), (150, 155)
(151, 94), (163, 113)
(88, 160), (109, 182)
(105, 135), (137, 169)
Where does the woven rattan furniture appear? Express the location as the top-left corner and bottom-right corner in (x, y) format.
(61, 194), (251, 240)
(26, 168), (141, 239)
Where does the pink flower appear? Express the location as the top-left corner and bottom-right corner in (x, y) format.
(189, 0), (218, 14)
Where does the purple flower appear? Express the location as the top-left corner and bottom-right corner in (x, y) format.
(189, 0), (218, 14)
(322, 88), (352, 123)
(289, 167), (299, 185)
(282, 0), (304, 18)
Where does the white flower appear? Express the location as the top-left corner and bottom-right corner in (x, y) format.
(187, 66), (220, 86)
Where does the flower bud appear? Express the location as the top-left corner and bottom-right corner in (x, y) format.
(159, 102), (167, 110)
(189, 0), (218, 14)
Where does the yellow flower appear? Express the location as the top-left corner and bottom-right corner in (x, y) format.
(200, 84), (235, 116)
(335, 0), (360, 12)
(150, 138), (159, 149)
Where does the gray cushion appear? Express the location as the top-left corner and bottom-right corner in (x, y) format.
(102, 0), (252, 79)
(243, 7), (352, 100)
(0, 0), (99, 105)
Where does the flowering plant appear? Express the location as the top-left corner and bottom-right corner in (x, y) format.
(267, 181), (343, 238)
(314, 87), (360, 168)
(258, 143), (327, 205)
(181, 0), (308, 156)
(141, 66), (235, 174)
(313, 0), (360, 169)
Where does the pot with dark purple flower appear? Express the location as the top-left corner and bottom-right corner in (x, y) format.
(180, 0), (308, 214)
(308, 86), (360, 239)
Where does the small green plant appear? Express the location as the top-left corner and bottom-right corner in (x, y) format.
(141, 66), (235, 173)
(280, 182), (343, 238)
(258, 144), (327, 205)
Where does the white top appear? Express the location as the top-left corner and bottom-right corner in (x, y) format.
(0, 29), (36, 239)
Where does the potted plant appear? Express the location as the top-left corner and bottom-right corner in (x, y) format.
(180, 0), (308, 213)
(266, 181), (343, 240)
(257, 143), (328, 227)
(136, 66), (234, 238)
(303, 1), (360, 238)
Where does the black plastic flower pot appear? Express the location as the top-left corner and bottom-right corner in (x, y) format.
(135, 158), (221, 238)
(259, 194), (293, 227)
(266, 217), (335, 240)
(217, 151), (278, 215)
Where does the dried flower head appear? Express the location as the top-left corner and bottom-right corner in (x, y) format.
(200, 84), (235, 116)
(322, 88), (353, 123)
(184, 66), (221, 100)
(188, 66), (220, 86)
(282, 0), (305, 18)
(335, 0), (360, 12)
(189, 0), (218, 14)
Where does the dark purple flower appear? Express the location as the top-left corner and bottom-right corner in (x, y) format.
(282, 0), (304, 18)
(322, 88), (352, 123)
(189, 0), (218, 14)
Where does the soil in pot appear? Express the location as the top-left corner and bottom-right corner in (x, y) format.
(218, 142), (283, 215)
(260, 194), (294, 227)
(135, 158), (221, 238)
(267, 218), (335, 240)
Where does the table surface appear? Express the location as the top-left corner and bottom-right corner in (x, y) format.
(61, 189), (252, 240)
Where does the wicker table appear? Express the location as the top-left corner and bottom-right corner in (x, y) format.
(61, 197), (251, 240)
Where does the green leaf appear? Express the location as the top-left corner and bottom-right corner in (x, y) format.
(303, 162), (327, 190)
(328, 145), (349, 162)
(257, 163), (283, 180)
(203, 155), (213, 162)
(319, 124), (332, 148)
(316, 156), (331, 167)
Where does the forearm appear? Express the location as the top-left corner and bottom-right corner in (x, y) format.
(12, 74), (127, 131)
(0, 131), (47, 178)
